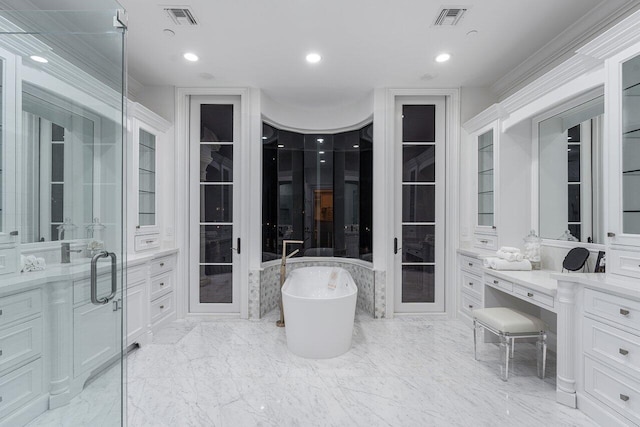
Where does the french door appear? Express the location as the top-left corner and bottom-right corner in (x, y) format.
(394, 97), (446, 313)
(189, 96), (241, 313)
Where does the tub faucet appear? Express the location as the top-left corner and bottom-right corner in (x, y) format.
(61, 242), (83, 264)
(277, 240), (304, 327)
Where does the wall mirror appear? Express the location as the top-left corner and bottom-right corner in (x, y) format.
(20, 83), (99, 244)
(538, 94), (604, 244)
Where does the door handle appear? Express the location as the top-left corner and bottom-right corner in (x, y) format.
(232, 238), (241, 254)
(394, 238), (401, 255)
(91, 251), (118, 305)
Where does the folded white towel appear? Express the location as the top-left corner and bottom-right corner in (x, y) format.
(496, 250), (524, 262)
(499, 246), (521, 254)
(484, 257), (532, 271)
(21, 255), (46, 272)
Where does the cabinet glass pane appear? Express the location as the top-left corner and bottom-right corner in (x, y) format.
(622, 55), (640, 234)
(402, 185), (434, 222)
(201, 104), (233, 142)
(402, 105), (435, 142)
(200, 144), (233, 182)
(402, 265), (434, 303)
(402, 145), (435, 182)
(568, 184), (581, 222)
(477, 129), (494, 226)
(402, 225), (434, 263)
(138, 129), (156, 227)
(200, 185), (232, 223)
(200, 225), (232, 263)
(568, 145), (581, 182)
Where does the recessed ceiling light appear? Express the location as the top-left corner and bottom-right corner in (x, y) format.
(306, 53), (321, 63)
(30, 55), (48, 63)
(277, 144), (285, 148)
(353, 144), (359, 148)
(184, 52), (199, 62)
(163, 29), (175, 37)
(320, 159), (326, 163)
(319, 151), (325, 154)
(262, 136), (267, 140)
(435, 53), (451, 63)
(317, 138), (324, 143)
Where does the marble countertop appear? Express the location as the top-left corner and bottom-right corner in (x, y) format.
(485, 269), (558, 295)
(457, 247), (495, 259)
(0, 247), (179, 296)
(551, 272), (640, 300)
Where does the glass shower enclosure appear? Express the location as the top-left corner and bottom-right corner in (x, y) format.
(0, 4), (126, 426)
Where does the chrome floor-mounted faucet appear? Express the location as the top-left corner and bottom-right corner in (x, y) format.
(277, 240), (304, 327)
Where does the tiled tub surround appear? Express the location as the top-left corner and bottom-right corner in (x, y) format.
(258, 258), (376, 318)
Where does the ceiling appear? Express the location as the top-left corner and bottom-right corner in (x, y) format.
(1, 0), (638, 110)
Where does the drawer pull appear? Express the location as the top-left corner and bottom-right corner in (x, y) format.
(160, 305), (165, 309)
(0, 309), (2, 316)
(468, 262), (473, 267)
(620, 308), (630, 316)
(620, 394), (630, 402)
(160, 262), (165, 267)
(527, 292), (534, 297)
(620, 348), (630, 356)
(493, 280), (499, 285)
(468, 304), (474, 309)
(468, 282), (473, 287)
(160, 282), (165, 286)
(145, 239), (154, 244)
(480, 239), (489, 244)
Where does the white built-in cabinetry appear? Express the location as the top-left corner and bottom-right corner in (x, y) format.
(127, 102), (172, 254)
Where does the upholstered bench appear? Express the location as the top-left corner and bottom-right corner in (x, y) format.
(472, 307), (547, 381)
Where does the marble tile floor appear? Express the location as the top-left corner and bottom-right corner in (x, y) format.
(30, 311), (599, 427)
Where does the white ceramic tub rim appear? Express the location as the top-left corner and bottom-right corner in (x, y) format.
(282, 267), (357, 301)
(260, 256), (373, 271)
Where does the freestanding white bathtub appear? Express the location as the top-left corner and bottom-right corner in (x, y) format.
(282, 266), (358, 359)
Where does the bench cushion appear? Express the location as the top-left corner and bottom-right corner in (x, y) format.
(472, 307), (545, 334)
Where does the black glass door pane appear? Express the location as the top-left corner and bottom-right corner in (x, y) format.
(402, 185), (435, 222)
(201, 104), (233, 142)
(402, 265), (435, 303)
(402, 146), (435, 182)
(402, 225), (435, 263)
(201, 144), (233, 182)
(402, 105), (435, 142)
(568, 146), (580, 182)
(200, 185), (232, 222)
(568, 185), (581, 222)
(200, 225), (232, 263)
(199, 265), (233, 303)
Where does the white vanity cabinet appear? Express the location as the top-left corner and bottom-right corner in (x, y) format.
(458, 253), (484, 324)
(127, 102), (172, 254)
(606, 43), (640, 276)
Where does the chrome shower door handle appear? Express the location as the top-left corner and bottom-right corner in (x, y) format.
(91, 251), (118, 305)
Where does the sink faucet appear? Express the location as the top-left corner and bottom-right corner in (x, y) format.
(277, 240), (304, 327)
(61, 242), (83, 264)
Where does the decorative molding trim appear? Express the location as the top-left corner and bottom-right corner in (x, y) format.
(500, 54), (602, 118)
(577, 9), (640, 60)
(128, 101), (172, 132)
(492, 0), (640, 99)
(462, 104), (503, 133)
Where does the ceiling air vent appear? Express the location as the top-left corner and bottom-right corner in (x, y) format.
(165, 7), (198, 26)
(434, 8), (467, 26)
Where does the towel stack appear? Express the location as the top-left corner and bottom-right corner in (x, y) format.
(21, 255), (46, 273)
(483, 246), (532, 271)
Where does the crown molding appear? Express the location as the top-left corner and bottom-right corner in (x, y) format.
(577, 9), (640, 60)
(462, 104), (503, 133)
(128, 100), (172, 132)
(491, 0), (640, 99)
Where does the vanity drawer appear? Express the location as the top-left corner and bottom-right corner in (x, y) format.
(150, 255), (175, 277)
(73, 274), (113, 305)
(584, 317), (640, 380)
(460, 272), (482, 299)
(150, 272), (173, 301)
(0, 318), (42, 375)
(127, 263), (148, 287)
(474, 233), (498, 251)
(584, 289), (640, 331)
(609, 249), (640, 280)
(585, 356), (640, 425)
(460, 255), (483, 274)
(513, 284), (554, 310)
(134, 233), (160, 252)
(0, 290), (42, 327)
(0, 358), (43, 419)
(460, 292), (481, 318)
(150, 292), (173, 325)
(486, 275), (513, 293)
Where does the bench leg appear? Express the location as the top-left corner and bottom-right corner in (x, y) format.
(499, 334), (510, 381)
(537, 332), (547, 379)
(473, 320), (478, 361)
(510, 337), (515, 359)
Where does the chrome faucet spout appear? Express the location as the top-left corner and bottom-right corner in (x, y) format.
(286, 249), (300, 259)
(277, 240), (304, 327)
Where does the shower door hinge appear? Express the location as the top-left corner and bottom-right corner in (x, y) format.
(114, 10), (128, 29)
(113, 298), (122, 311)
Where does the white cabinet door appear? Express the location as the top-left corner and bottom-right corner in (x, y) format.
(126, 283), (147, 345)
(73, 302), (118, 377)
